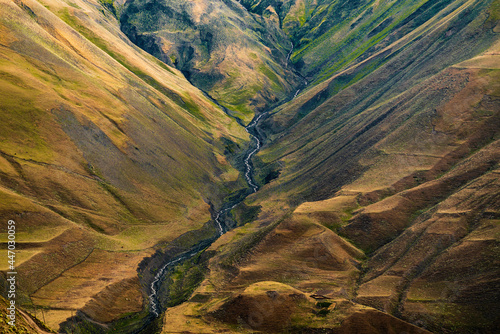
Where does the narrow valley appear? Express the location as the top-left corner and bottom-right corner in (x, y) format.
(0, 0), (498, 333)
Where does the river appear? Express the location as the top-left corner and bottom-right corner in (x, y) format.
(147, 111), (267, 319)
(137, 38), (309, 332)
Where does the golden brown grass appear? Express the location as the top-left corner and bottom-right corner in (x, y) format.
(0, 0), (249, 329)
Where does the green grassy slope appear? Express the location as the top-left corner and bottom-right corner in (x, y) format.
(0, 0), (498, 332)
(120, 0), (300, 123)
(243, 0), (496, 86)
(0, 0), (248, 330)
(258, 0), (499, 202)
(157, 0), (500, 333)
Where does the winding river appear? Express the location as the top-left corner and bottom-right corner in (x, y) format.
(147, 111), (267, 318)
(144, 40), (307, 327)
(244, 112), (266, 193)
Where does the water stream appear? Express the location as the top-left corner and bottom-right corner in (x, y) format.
(286, 42), (293, 68)
(144, 36), (304, 331)
(244, 112), (266, 193)
(147, 111), (267, 319)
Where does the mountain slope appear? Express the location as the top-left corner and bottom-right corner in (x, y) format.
(258, 0), (499, 202)
(152, 0), (499, 333)
(0, 0), (498, 333)
(120, 0), (300, 122)
(0, 0), (248, 330)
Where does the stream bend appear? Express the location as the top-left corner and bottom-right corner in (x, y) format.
(147, 111), (267, 318)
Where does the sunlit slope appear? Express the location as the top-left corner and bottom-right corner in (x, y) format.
(169, 0), (500, 332)
(243, 0), (495, 84)
(258, 0), (499, 202)
(0, 295), (49, 333)
(157, 204), (432, 333)
(0, 0), (247, 329)
(120, 0), (300, 123)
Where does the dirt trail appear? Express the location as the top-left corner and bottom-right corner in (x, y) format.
(17, 308), (54, 334)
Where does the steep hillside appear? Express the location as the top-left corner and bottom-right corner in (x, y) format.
(153, 0), (499, 333)
(0, 0), (248, 331)
(120, 0), (300, 122)
(1, 0), (498, 333)
(258, 0), (499, 202)
(240, 0), (489, 84)
(0, 295), (51, 333)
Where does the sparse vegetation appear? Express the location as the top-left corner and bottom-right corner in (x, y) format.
(1, 0), (499, 333)
(98, 0), (116, 17)
(163, 253), (209, 307)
